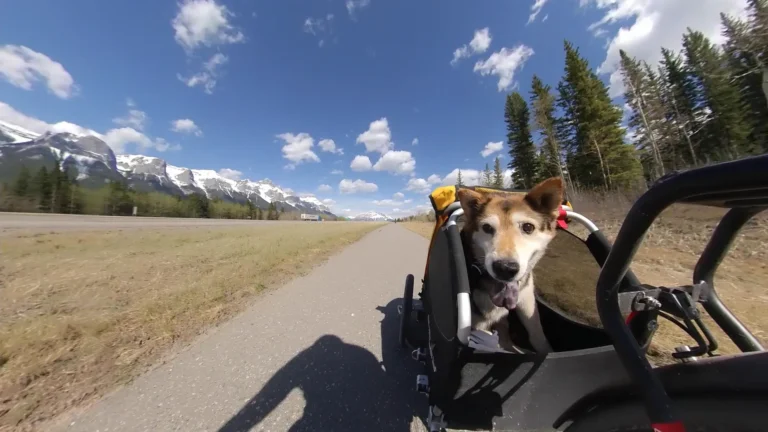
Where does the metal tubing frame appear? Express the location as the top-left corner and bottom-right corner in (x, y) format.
(594, 153), (768, 427)
(693, 206), (766, 352)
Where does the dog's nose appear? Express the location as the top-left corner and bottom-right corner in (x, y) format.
(492, 260), (519, 281)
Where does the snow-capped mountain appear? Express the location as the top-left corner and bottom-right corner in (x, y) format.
(352, 211), (394, 222)
(0, 120), (336, 216)
(0, 131), (122, 186)
(0, 120), (40, 144)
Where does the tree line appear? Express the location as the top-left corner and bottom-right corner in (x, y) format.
(0, 161), (290, 220)
(503, 0), (768, 194)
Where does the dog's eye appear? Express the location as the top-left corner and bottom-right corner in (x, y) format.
(521, 222), (535, 234)
(482, 223), (495, 235)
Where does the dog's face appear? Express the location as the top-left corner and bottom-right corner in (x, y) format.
(458, 177), (564, 309)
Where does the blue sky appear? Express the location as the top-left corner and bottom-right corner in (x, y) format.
(0, 0), (747, 217)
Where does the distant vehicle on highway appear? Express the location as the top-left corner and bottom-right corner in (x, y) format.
(301, 214), (322, 221)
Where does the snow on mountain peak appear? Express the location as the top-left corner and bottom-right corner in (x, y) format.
(0, 120), (42, 143)
(352, 211), (393, 221)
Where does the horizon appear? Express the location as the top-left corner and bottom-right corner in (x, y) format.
(0, 0), (749, 218)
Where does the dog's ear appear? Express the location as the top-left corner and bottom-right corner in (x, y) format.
(457, 188), (487, 218)
(525, 177), (564, 215)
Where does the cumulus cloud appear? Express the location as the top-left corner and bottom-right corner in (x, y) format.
(528, 0), (549, 24)
(480, 141), (504, 157)
(178, 52), (228, 94)
(405, 174), (442, 194)
(113, 100), (148, 131)
(412, 137), (419, 146)
(474, 45), (535, 91)
(372, 150), (416, 175)
(373, 198), (413, 207)
(350, 155), (373, 171)
(0, 45), (77, 98)
(451, 28), (492, 66)
(171, 118), (203, 136)
(172, 0), (244, 52)
(346, 0), (371, 18)
(318, 138), (343, 154)
(318, 184), (333, 192)
(393, 192), (405, 200)
(0, 101), (179, 154)
(339, 178), (378, 194)
(218, 168), (243, 180)
(581, 0), (748, 98)
(356, 117), (393, 154)
(276, 132), (320, 166)
(322, 198), (336, 206)
(442, 168), (514, 187)
(104, 128), (181, 154)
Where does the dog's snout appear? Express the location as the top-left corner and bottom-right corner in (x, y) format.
(491, 260), (519, 281)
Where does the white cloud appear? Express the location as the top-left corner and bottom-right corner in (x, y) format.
(427, 174), (442, 184)
(480, 141), (504, 157)
(393, 192), (405, 200)
(331, 169), (344, 175)
(218, 168), (243, 180)
(582, 0), (748, 98)
(0, 45), (77, 99)
(356, 117), (393, 154)
(542, 14), (550, 22)
(113, 101), (148, 131)
(528, 0), (549, 24)
(304, 14), (334, 36)
(0, 101), (179, 154)
(339, 178), (378, 194)
(322, 198), (336, 206)
(412, 137), (419, 146)
(104, 128), (181, 154)
(373, 198), (413, 207)
(172, 0), (244, 52)
(405, 174), (442, 194)
(276, 132), (320, 165)
(451, 28), (492, 66)
(442, 168), (514, 188)
(346, 0), (371, 18)
(171, 118), (203, 136)
(473, 45), (535, 91)
(350, 155), (373, 171)
(178, 52), (228, 94)
(318, 138), (343, 154)
(373, 150), (416, 175)
(318, 184), (333, 192)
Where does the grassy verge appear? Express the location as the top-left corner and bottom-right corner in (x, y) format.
(0, 222), (382, 431)
(401, 202), (768, 363)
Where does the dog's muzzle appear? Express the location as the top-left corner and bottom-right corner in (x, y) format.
(490, 281), (519, 310)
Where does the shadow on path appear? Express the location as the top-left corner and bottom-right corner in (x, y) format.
(217, 299), (426, 432)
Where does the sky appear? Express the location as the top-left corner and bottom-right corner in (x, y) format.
(0, 0), (749, 217)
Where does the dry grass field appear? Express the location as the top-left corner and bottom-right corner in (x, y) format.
(0, 222), (383, 431)
(401, 197), (768, 363)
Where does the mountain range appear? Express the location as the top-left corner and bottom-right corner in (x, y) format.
(0, 120), (335, 217)
(349, 211), (395, 222)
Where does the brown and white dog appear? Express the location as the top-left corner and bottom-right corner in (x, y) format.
(457, 177), (565, 354)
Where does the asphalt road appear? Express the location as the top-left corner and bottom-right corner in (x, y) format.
(47, 224), (431, 432)
(0, 212), (315, 235)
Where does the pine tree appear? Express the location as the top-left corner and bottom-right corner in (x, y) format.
(530, 75), (568, 187)
(505, 92), (538, 189)
(35, 166), (52, 211)
(54, 164), (73, 213)
(683, 29), (753, 160)
(13, 166), (31, 197)
(557, 41), (643, 190)
(482, 163), (492, 186)
(456, 170), (464, 187)
(245, 199), (255, 219)
(660, 48), (701, 166)
(619, 50), (666, 180)
(721, 9), (768, 152)
(492, 156), (504, 188)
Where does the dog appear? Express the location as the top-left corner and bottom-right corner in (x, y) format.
(457, 177), (565, 354)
